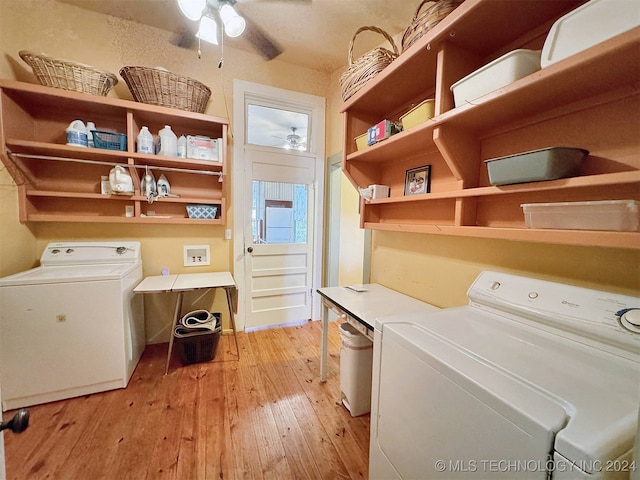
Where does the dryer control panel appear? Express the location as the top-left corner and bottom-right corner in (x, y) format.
(41, 242), (141, 266)
(467, 271), (640, 357)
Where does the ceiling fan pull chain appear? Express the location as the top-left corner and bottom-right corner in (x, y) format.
(218, 25), (224, 69)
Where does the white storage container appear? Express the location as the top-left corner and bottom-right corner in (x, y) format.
(451, 49), (541, 108)
(521, 200), (640, 231)
(541, 0), (640, 68)
(339, 322), (373, 417)
(187, 135), (218, 161)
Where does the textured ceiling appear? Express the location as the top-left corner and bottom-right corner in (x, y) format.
(58, 0), (420, 73)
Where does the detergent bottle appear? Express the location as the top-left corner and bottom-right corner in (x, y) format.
(157, 125), (177, 157)
(137, 126), (154, 154)
(66, 120), (88, 147)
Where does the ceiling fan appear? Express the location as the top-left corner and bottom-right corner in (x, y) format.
(273, 127), (307, 151)
(175, 0), (286, 61)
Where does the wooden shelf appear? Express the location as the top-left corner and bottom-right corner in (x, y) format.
(362, 222), (639, 249)
(341, 0), (639, 250)
(0, 80), (228, 225)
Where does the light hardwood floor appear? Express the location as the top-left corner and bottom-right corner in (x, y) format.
(4, 320), (370, 479)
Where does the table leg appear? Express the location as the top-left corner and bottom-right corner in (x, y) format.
(225, 287), (240, 358)
(320, 300), (329, 382)
(165, 291), (184, 375)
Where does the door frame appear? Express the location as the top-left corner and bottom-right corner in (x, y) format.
(232, 79), (325, 330)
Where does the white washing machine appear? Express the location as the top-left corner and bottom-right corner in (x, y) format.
(0, 242), (145, 410)
(370, 271), (640, 479)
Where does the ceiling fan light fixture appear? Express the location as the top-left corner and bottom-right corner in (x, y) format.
(219, 4), (246, 38)
(196, 14), (219, 45)
(177, 0), (206, 21)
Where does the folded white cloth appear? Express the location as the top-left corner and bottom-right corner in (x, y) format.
(174, 310), (219, 338)
(181, 309), (214, 327)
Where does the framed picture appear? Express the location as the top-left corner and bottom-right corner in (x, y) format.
(404, 165), (431, 196)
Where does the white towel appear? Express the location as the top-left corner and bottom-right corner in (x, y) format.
(174, 310), (219, 338)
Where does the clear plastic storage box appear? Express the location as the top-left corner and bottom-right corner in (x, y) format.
(521, 200), (640, 231)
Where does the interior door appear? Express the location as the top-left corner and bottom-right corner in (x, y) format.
(244, 149), (315, 328)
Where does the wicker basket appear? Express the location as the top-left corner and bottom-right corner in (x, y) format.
(401, 0), (464, 52)
(19, 51), (117, 96)
(339, 26), (399, 102)
(119, 66), (211, 113)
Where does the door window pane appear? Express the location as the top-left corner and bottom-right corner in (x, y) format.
(252, 181), (308, 244)
(247, 104), (309, 151)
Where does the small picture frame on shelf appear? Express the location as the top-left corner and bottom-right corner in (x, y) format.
(404, 165), (431, 196)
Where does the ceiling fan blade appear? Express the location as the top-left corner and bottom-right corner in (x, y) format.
(239, 12), (283, 61)
(170, 26), (198, 49)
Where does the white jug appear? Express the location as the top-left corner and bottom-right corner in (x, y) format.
(109, 165), (134, 194)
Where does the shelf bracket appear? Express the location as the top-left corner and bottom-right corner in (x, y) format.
(433, 125), (480, 188)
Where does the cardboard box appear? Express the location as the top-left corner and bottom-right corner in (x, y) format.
(367, 120), (402, 145)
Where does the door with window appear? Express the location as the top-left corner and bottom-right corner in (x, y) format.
(245, 152), (315, 327)
(233, 81), (325, 330)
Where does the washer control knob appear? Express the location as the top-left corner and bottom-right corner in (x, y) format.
(65, 248), (74, 254)
(617, 308), (640, 333)
(116, 246), (127, 255)
(528, 292), (539, 299)
(51, 249), (60, 255)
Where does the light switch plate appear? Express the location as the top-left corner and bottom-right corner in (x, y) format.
(183, 245), (211, 266)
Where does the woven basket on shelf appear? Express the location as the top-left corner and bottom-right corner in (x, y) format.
(401, 0), (464, 52)
(339, 26), (399, 102)
(18, 50), (118, 96)
(119, 66), (211, 113)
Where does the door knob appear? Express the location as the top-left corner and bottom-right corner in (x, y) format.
(0, 408), (29, 434)
(247, 246), (254, 253)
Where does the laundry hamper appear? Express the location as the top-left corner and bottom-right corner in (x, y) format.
(401, 0), (465, 52)
(339, 26), (399, 102)
(339, 322), (373, 417)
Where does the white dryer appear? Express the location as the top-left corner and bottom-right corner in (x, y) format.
(370, 271), (640, 479)
(0, 242), (145, 410)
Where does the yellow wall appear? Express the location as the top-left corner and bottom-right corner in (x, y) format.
(326, 67), (365, 286)
(371, 232), (640, 308)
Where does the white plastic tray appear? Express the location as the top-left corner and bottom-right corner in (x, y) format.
(541, 0), (640, 68)
(451, 50), (541, 107)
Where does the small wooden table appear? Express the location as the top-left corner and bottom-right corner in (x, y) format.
(135, 272), (239, 374)
(316, 284), (438, 382)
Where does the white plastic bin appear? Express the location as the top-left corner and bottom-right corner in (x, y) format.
(339, 322), (373, 417)
(451, 49), (541, 107)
